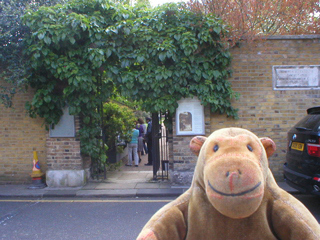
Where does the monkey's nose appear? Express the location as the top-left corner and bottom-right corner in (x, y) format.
(226, 170), (242, 192)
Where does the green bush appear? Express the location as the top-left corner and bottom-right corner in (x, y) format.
(102, 101), (136, 152)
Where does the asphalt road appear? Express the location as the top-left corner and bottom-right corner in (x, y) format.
(0, 197), (170, 240)
(0, 194), (319, 240)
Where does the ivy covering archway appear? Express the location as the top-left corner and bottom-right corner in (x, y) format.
(23, 0), (237, 161)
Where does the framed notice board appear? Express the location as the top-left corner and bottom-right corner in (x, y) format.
(176, 97), (205, 136)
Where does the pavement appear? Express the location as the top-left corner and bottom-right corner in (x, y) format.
(0, 171), (299, 199)
(0, 155), (299, 199)
(0, 170), (187, 198)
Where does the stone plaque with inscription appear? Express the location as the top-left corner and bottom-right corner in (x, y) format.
(273, 65), (320, 90)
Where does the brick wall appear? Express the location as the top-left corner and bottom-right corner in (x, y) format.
(0, 83), (89, 184)
(171, 35), (320, 184)
(2, 35), (320, 185)
(46, 116), (85, 171)
(212, 35), (320, 180)
(46, 116), (90, 187)
(0, 84), (47, 184)
(170, 106), (211, 185)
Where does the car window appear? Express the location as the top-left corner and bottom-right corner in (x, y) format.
(294, 115), (320, 131)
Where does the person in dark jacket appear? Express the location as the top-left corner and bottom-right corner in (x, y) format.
(144, 117), (152, 166)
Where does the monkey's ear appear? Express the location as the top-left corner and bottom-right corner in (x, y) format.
(260, 137), (276, 158)
(189, 136), (207, 156)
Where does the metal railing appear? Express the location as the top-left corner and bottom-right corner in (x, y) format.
(152, 112), (169, 180)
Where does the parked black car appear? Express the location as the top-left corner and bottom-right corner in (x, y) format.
(284, 106), (320, 196)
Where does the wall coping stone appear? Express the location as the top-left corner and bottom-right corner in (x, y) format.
(265, 34), (320, 40)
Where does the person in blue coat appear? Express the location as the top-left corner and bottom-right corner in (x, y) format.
(126, 125), (140, 167)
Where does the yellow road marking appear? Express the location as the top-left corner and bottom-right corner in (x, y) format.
(0, 199), (172, 203)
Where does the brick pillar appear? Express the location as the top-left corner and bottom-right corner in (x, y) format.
(46, 116), (90, 187)
(170, 105), (211, 186)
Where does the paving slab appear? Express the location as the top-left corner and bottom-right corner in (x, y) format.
(81, 182), (100, 190)
(77, 189), (137, 198)
(43, 190), (77, 198)
(159, 183), (173, 189)
(136, 183), (161, 189)
(95, 182), (137, 190)
(0, 185), (45, 197)
(117, 172), (149, 180)
(137, 188), (185, 197)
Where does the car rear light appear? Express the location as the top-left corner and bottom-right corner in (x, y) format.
(313, 177), (320, 182)
(307, 144), (320, 157)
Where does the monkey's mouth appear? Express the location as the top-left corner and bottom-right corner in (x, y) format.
(208, 180), (261, 197)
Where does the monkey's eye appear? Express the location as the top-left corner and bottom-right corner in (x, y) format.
(247, 144), (253, 152)
(213, 145), (219, 152)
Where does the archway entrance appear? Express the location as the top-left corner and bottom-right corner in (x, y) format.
(90, 111), (170, 182)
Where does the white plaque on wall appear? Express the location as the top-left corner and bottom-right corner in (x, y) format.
(49, 106), (75, 137)
(273, 65), (320, 90)
(176, 97), (205, 136)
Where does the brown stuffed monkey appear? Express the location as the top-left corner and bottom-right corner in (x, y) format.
(137, 127), (320, 240)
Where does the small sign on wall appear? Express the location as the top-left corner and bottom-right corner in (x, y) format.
(49, 106), (75, 137)
(176, 97), (205, 136)
(273, 65), (320, 90)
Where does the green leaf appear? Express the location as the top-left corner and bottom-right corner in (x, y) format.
(69, 37), (76, 44)
(106, 49), (112, 58)
(174, 34), (181, 41)
(34, 53), (40, 59)
(44, 95), (51, 103)
(80, 22), (87, 31)
(159, 53), (166, 61)
(123, 27), (130, 35)
(213, 70), (221, 79)
(214, 26), (221, 34)
(137, 56), (144, 62)
(122, 13), (129, 19)
(83, 116), (90, 124)
(38, 32), (45, 40)
(44, 36), (51, 45)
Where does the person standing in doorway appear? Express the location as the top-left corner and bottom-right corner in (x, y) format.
(126, 124), (139, 167)
(144, 117), (153, 166)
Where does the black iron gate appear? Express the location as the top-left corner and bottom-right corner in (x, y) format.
(151, 112), (169, 180)
(91, 111), (169, 180)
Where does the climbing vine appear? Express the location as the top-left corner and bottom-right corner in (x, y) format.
(0, 0), (67, 108)
(22, 0), (237, 161)
(23, 0), (122, 161)
(109, 3), (238, 117)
